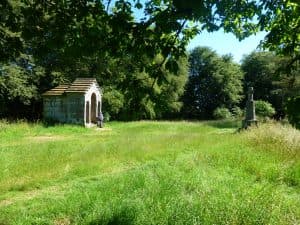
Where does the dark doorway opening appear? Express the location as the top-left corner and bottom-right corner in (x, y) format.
(86, 101), (90, 124)
(91, 93), (97, 123)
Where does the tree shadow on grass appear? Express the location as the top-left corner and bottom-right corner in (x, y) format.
(204, 120), (242, 129)
(89, 207), (136, 225)
(41, 118), (63, 127)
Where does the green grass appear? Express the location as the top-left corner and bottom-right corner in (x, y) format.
(0, 120), (299, 225)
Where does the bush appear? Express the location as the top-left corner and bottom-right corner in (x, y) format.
(102, 89), (124, 119)
(103, 112), (110, 122)
(213, 107), (232, 119)
(231, 106), (243, 118)
(255, 100), (275, 118)
(286, 96), (300, 129)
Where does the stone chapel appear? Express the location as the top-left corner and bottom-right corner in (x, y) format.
(42, 78), (102, 126)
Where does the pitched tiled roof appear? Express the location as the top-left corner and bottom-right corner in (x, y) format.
(42, 85), (70, 96)
(65, 78), (98, 93)
(42, 78), (99, 96)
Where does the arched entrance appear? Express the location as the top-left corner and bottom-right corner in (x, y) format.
(98, 101), (101, 116)
(91, 93), (97, 123)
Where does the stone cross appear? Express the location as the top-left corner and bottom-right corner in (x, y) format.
(248, 87), (254, 101)
(243, 87), (257, 128)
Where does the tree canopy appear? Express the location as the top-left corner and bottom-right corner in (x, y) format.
(182, 47), (243, 119)
(261, 0), (300, 67)
(0, 0), (299, 120)
(241, 51), (300, 118)
(1, 0), (299, 66)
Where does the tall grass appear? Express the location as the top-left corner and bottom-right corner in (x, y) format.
(244, 121), (300, 158)
(241, 121), (300, 187)
(0, 120), (299, 225)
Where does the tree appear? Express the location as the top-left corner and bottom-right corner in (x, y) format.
(1, 0), (298, 67)
(241, 52), (280, 112)
(182, 47), (243, 119)
(116, 55), (189, 120)
(241, 51), (300, 118)
(0, 61), (41, 118)
(1, 0), (298, 120)
(0, 0), (23, 62)
(260, 0), (300, 67)
(286, 96), (300, 129)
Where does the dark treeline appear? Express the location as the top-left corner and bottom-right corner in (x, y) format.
(1, 45), (299, 122)
(0, 0), (299, 124)
(182, 48), (300, 120)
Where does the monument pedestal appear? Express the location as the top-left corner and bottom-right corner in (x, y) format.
(243, 119), (258, 129)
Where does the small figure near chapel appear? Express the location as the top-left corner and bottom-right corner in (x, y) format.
(97, 112), (104, 128)
(243, 87), (258, 129)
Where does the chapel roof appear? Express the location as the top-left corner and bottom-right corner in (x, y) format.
(42, 78), (99, 96)
(42, 84), (70, 96)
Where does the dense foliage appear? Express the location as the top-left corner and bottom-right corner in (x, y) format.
(255, 100), (276, 118)
(286, 96), (300, 129)
(0, 0), (299, 120)
(261, 0), (300, 67)
(241, 51), (300, 119)
(102, 56), (189, 120)
(213, 107), (232, 120)
(182, 47), (243, 119)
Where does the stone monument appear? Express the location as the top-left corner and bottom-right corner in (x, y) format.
(243, 87), (257, 129)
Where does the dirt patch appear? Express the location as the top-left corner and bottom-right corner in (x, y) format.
(54, 217), (71, 225)
(95, 127), (112, 131)
(0, 199), (13, 207)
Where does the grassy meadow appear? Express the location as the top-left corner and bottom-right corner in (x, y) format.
(0, 120), (299, 225)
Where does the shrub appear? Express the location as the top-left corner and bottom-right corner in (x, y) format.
(104, 112), (110, 122)
(213, 107), (232, 119)
(231, 106), (243, 118)
(286, 96), (300, 129)
(255, 100), (275, 118)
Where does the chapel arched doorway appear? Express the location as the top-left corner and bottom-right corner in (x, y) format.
(86, 101), (90, 124)
(91, 93), (97, 123)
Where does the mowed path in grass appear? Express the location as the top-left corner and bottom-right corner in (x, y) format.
(0, 121), (299, 225)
